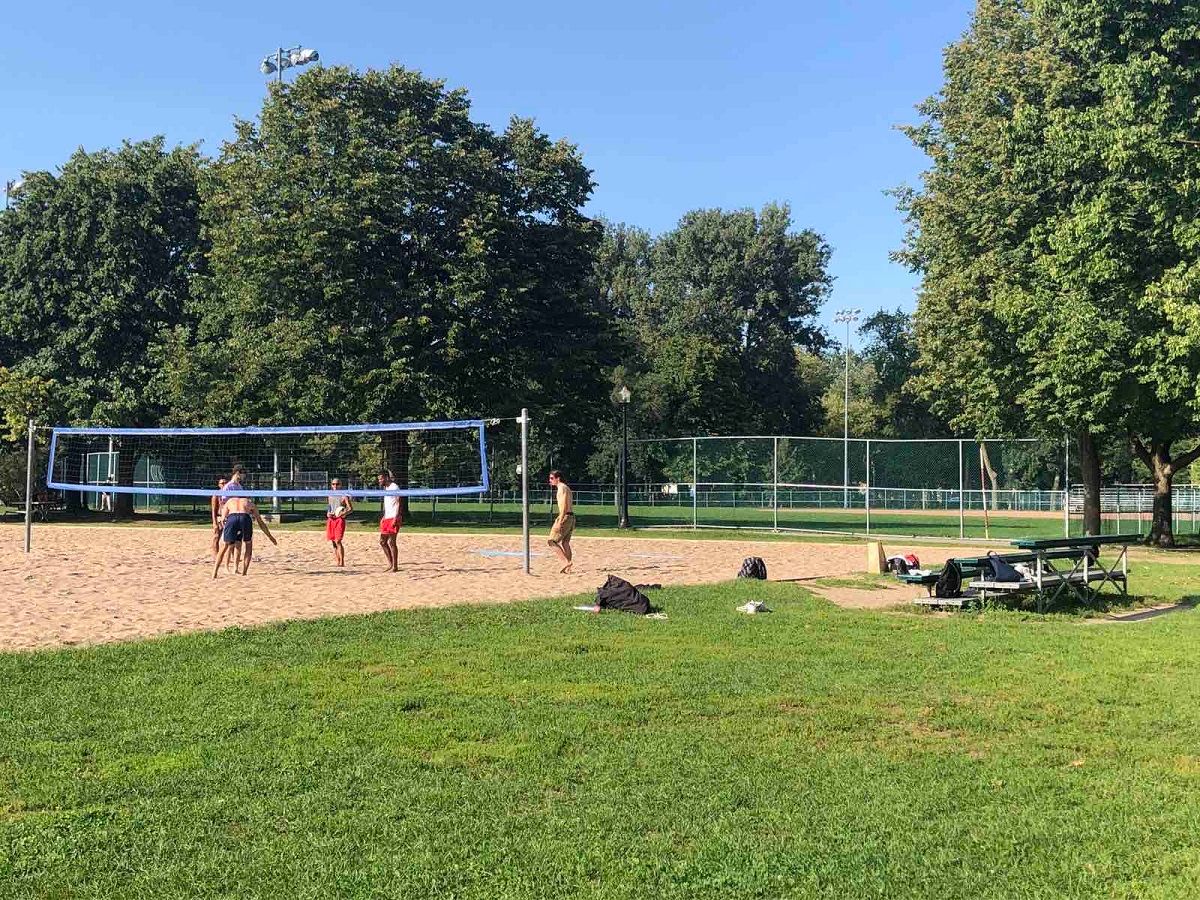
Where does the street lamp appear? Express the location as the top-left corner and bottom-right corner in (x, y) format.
(4, 177), (25, 210)
(617, 386), (632, 529)
(833, 308), (861, 509)
(260, 46), (320, 83)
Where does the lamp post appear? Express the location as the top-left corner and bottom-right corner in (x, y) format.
(833, 308), (861, 509)
(4, 178), (24, 210)
(618, 386), (631, 529)
(260, 46), (320, 83)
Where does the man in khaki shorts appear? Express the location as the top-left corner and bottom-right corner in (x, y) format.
(547, 470), (576, 574)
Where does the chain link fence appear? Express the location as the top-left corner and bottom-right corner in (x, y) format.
(620, 435), (1070, 540)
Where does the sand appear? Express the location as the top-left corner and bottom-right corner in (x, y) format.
(0, 524), (981, 651)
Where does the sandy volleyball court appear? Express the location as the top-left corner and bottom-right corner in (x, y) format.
(0, 524), (971, 651)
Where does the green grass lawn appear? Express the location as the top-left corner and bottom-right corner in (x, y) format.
(3, 563), (1200, 898)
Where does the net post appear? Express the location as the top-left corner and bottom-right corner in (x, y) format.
(958, 439), (965, 539)
(865, 439), (871, 534)
(24, 419), (35, 553)
(692, 437), (698, 530)
(271, 447), (281, 516)
(772, 436), (779, 532)
(520, 409), (530, 575)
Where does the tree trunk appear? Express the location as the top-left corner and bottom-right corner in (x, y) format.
(1076, 429), (1102, 536)
(113, 440), (136, 519)
(1128, 436), (1200, 548)
(1149, 449), (1174, 547)
(65, 450), (82, 512)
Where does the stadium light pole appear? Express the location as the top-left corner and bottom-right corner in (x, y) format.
(260, 46), (320, 84)
(834, 308), (861, 509)
(618, 386), (631, 529)
(5, 178), (24, 210)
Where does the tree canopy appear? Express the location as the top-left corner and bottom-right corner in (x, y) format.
(897, 0), (1200, 544)
(0, 139), (206, 427)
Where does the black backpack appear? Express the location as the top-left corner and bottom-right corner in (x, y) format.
(596, 576), (650, 615)
(934, 559), (962, 598)
(737, 557), (767, 580)
(887, 556), (910, 575)
(986, 551), (1023, 583)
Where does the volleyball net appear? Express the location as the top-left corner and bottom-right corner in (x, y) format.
(45, 420), (490, 499)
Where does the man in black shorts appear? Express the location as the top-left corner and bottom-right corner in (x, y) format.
(213, 467), (278, 577)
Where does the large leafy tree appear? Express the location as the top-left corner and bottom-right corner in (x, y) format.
(0, 139), (206, 424)
(173, 65), (610, 481)
(591, 205), (831, 462)
(0, 139), (207, 513)
(898, 0), (1200, 545)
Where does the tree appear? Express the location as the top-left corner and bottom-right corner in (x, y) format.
(855, 309), (943, 438)
(589, 205), (832, 469)
(897, 0), (1200, 545)
(0, 139), (207, 514)
(175, 65), (611, 487)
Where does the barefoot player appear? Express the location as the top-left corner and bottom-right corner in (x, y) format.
(377, 470), (401, 572)
(211, 477), (227, 561)
(327, 477), (352, 567)
(547, 470), (575, 574)
(213, 468), (277, 577)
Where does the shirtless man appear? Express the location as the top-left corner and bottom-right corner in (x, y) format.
(210, 477), (239, 571)
(377, 470), (402, 572)
(326, 477), (353, 567)
(547, 470), (576, 574)
(213, 467), (277, 577)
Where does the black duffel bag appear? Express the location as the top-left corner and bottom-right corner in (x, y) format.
(596, 576), (650, 615)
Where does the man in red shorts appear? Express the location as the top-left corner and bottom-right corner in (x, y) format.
(326, 477), (353, 567)
(377, 469), (401, 572)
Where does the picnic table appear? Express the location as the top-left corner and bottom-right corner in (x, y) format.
(909, 533), (1139, 612)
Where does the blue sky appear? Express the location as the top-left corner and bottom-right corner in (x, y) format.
(2, 0), (973, 337)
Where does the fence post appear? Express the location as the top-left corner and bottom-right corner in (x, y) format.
(865, 439), (871, 534)
(692, 437), (698, 530)
(1063, 434), (1070, 537)
(958, 439), (964, 539)
(772, 436), (779, 532)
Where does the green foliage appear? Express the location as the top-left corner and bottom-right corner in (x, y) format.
(0, 139), (207, 426)
(173, 65), (611, 472)
(898, 0), (1200, 542)
(588, 206), (832, 476)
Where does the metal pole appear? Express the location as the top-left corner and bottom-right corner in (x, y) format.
(772, 436), (779, 532)
(692, 437), (698, 530)
(520, 409), (530, 574)
(843, 325), (850, 509)
(618, 403), (630, 528)
(865, 439), (871, 534)
(272, 447), (281, 515)
(277, 48), (283, 84)
(24, 419), (35, 553)
(958, 439), (964, 539)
